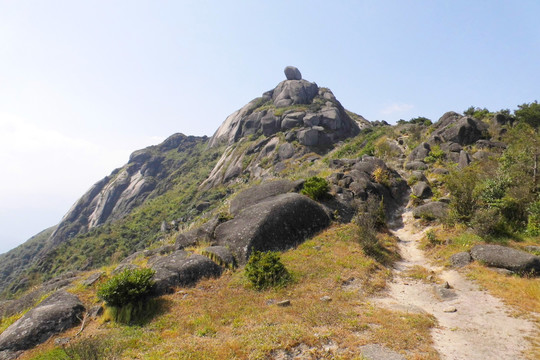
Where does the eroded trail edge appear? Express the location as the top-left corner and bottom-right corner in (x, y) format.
(376, 211), (536, 360)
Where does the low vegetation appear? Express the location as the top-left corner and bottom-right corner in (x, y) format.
(244, 251), (291, 290)
(98, 268), (156, 324)
(300, 176), (329, 200)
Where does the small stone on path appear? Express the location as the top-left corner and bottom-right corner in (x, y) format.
(443, 306), (457, 313)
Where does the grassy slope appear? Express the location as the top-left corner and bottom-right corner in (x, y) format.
(21, 224), (439, 360)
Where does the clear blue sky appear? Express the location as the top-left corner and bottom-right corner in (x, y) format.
(1, 1), (539, 253)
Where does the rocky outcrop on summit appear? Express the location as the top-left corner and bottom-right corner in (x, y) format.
(204, 68), (368, 187)
(37, 134), (207, 258)
(284, 66), (302, 80)
(0, 291), (84, 356)
(208, 67), (365, 149)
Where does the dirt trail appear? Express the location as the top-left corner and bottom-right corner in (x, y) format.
(376, 211), (536, 360)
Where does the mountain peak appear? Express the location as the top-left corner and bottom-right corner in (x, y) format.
(208, 68), (366, 148)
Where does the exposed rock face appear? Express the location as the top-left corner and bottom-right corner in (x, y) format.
(284, 66), (302, 80)
(229, 179), (304, 216)
(38, 134), (207, 258)
(205, 70), (365, 186)
(470, 244), (540, 274)
(0, 291), (84, 353)
(0, 272), (79, 319)
(272, 80), (318, 108)
(215, 193), (330, 263)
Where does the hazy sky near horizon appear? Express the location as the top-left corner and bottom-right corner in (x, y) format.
(1, 1), (539, 254)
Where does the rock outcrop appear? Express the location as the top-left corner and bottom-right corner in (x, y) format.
(151, 252), (223, 295)
(215, 193), (330, 263)
(0, 291), (84, 355)
(470, 244), (540, 274)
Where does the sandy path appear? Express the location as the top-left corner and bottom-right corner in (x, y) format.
(376, 211), (536, 360)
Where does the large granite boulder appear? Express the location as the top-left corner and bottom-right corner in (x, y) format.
(434, 116), (489, 146)
(470, 245), (540, 274)
(408, 142), (431, 162)
(176, 216), (222, 249)
(272, 79), (318, 108)
(151, 252), (223, 294)
(284, 66), (302, 80)
(0, 291), (84, 353)
(215, 193), (330, 263)
(230, 179), (304, 216)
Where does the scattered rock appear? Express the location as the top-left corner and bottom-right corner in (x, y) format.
(284, 66), (302, 80)
(0, 291), (85, 353)
(443, 306), (457, 313)
(405, 161), (428, 171)
(54, 337), (71, 346)
(450, 252), (472, 268)
(277, 300), (291, 307)
(82, 271), (104, 287)
(412, 181), (432, 199)
(359, 344), (406, 360)
(470, 244), (540, 274)
(458, 150), (471, 168)
(408, 142), (431, 162)
(320, 296), (332, 302)
(412, 202), (448, 220)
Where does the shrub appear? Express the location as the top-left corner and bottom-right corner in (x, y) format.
(245, 251), (291, 290)
(471, 208), (503, 238)
(98, 268), (155, 307)
(372, 167), (391, 187)
(424, 145), (445, 164)
(301, 176), (329, 200)
(355, 197), (386, 257)
(425, 230), (439, 246)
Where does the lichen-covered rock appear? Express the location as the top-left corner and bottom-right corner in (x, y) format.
(0, 291), (84, 353)
(470, 244), (540, 274)
(215, 193), (330, 263)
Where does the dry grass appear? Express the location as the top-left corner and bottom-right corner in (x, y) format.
(20, 224), (439, 360)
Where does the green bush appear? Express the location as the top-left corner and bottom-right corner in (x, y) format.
(301, 176), (329, 200)
(527, 200), (540, 236)
(355, 197), (386, 257)
(471, 208), (504, 238)
(424, 145), (445, 164)
(245, 251), (291, 290)
(98, 268), (155, 308)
